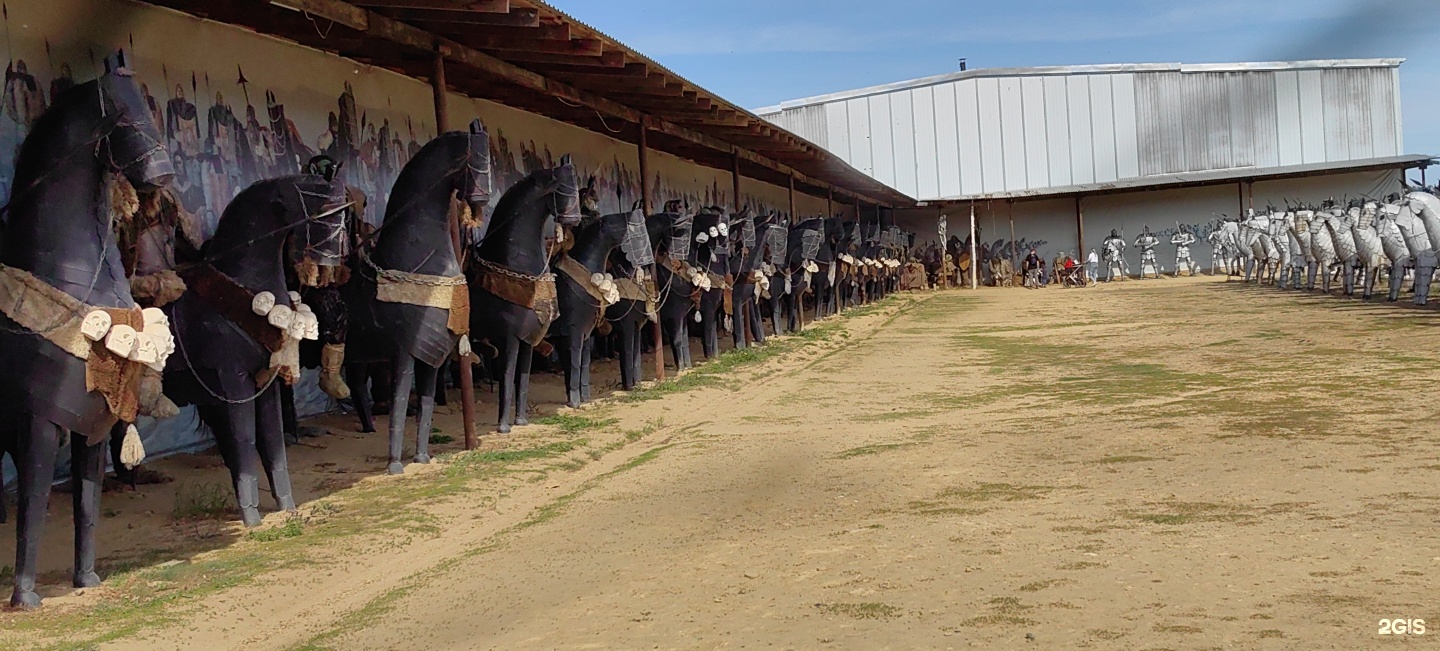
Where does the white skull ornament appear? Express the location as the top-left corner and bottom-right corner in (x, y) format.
(128, 333), (161, 365)
(267, 304), (294, 330)
(80, 310), (113, 342)
(105, 324), (138, 358)
(252, 291), (277, 316)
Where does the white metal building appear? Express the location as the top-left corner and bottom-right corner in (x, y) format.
(759, 60), (1433, 268)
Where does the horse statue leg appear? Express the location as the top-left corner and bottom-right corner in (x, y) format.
(11, 415), (66, 607)
(731, 287), (748, 351)
(1388, 261), (1405, 301)
(1414, 264), (1435, 306)
(345, 362), (376, 433)
(579, 337), (594, 403)
(197, 404), (264, 527)
(386, 354), (416, 474)
(701, 293), (720, 360)
(616, 318), (636, 390)
(412, 360), (438, 464)
(750, 297), (767, 345)
(564, 334), (584, 408)
(515, 342), (534, 425)
(497, 338), (519, 433)
(254, 384), (296, 512)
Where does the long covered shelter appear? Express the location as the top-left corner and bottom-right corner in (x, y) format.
(0, 0), (912, 468)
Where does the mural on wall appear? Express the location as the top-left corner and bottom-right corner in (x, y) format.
(0, 0), (808, 244)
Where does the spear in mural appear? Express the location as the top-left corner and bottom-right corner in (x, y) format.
(1, 5), (11, 71)
(236, 64), (251, 111)
(43, 38), (53, 78)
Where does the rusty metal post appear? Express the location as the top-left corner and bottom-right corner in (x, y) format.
(432, 51), (477, 450)
(638, 122), (663, 381)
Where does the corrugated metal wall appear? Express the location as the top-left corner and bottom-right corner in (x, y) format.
(759, 64), (1404, 201)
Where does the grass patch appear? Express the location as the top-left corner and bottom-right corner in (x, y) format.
(1018, 578), (1072, 592)
(1094, 455), (1157, 464)
(816, 602), (903, 620)
(1059, 561), (1105, 570)
(532, 414), (618, 436)
(960, 596), (1036, 627)
(171, 482), (233, 520)
(940, 482), (1057, 502)
(836, 443), (912, 458)
(428, 434), (454, 445)
(1153, 624), (1203, 634)
(1125, 501), (1255, 526)
(248, 517), (304, 543)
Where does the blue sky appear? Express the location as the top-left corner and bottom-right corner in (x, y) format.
(551, 0), (1440, 159)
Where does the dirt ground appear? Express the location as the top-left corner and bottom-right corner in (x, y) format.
(3, 275), (1440, 650)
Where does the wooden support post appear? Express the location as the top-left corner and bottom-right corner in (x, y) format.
(434, 53), (476, 451)
(1008, 200), (1017, 271)
(788, 174), (797, 224)
(969, 203), (978, 290)
(639, 121), (663, 382)
(732, 152), (742, 213)
(432, 51), (449, 136)
(1238, 183), (1246, 216)
(827, 188), (834, 218)
(638, 124), (651, 215)
(1075, 196), (1086, 260)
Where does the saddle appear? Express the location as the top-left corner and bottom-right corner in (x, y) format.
(473, 258), (558, 345)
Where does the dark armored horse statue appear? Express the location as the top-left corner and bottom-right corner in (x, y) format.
(604, 206), (667, 390)
(345, 120), (493, 473)
(652, 203), (698, 371)
(166, 175), (348, 525)
(727, 207), (769, 350)
(468, 156), (582, 432)
(0, 51), (174, 608)
(553, 204), (633, 407)
(690, 207), (731, 359)
(785, 217), (824, 333)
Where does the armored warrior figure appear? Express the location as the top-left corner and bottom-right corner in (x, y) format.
(1133, 225), (1160, 279)
(1171, 224), (1197, 277)
(1101, 229), (1128, 281)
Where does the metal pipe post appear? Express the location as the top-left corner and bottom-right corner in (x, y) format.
(639, 122), (663, 381)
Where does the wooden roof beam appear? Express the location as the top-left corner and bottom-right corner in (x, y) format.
(379, 7), (539, 27)
(271, 0), (886, 206)
(502, 50), (625, 68)
(353, 0), (508, 10)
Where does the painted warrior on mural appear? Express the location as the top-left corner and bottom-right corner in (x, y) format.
(1171, 223), (1197, 276)
(1102, 229), (1128, 281)
(1134, 225), (1161, 278)
(0, 59), (46, 199)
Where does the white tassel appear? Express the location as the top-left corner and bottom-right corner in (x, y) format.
(120, 424), (145, 469)
(692, 311), (702, 323)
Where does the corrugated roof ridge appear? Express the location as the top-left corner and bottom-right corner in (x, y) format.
(756, 58), (1406, 114)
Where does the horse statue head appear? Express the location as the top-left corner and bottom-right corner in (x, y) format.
(1, 49), (173, 304)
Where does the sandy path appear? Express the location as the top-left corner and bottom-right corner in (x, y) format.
(18, 275), (1440, 650)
